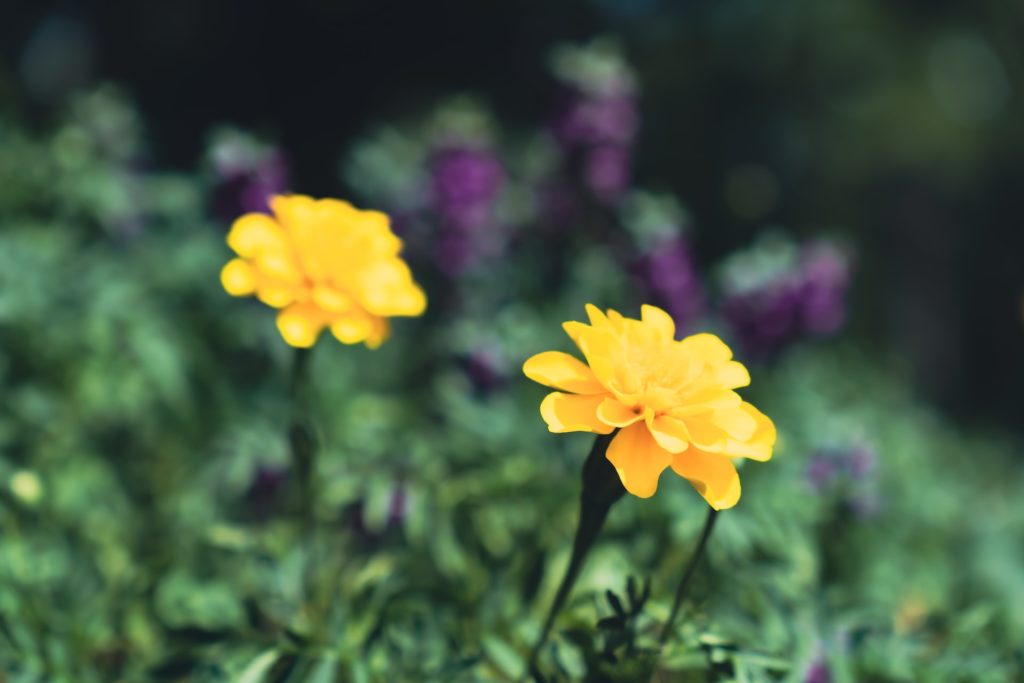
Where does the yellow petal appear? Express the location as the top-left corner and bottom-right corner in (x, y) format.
(364, 316), (390, 349)
(646, 414), (690, 453)
(716, 360), (751, 389)
(312, 285), (353, 313)
(670, 448), (741, 509)
(254, 252), (303, 285)
(221, 259), (256, 296)
(276, 304), (326, 348)
(256, 283), (297, 308)
(711, 406), (757, 440)
(353, 259), (427, 317)
(269, 194), (317, 235)
(721, 402), (776, 461)
(683, 414), (728, 451)
(539, 392), (613, 434)
(606, 422), (672, 498)
(227, 213), (288, 258)
(680, 333), (733, 365)
(641, 304), (675, 340)
(523, 351), (605, 394)
(562, 320), (590, 346)
(575, 328), (617, 386)
(596, 398), (644, 427)
(330, 310), (374, 345)
(585, 303), (609, 327)
(605, 308), (626, 331)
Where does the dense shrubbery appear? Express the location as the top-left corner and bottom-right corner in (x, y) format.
(0, 40), (1022, 683)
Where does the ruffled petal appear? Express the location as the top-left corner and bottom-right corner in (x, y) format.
(562, 320), (591, 346)
(276, 303), (327, 348)
(364, 316), (390, 349)
(715, 360), (751, 389)
(312, 285), (353, 313)
(596, 398), (644, 427)
(720, 402), (776, 461)
(641, 304), (676, 340)
(670, 448), (741, 510)
(352, 259), (427, 317)
(523, 351), (605, 394)
(646, 414), (690, 453)
(680, 333), (733, 365)
(682, 414), (729, 451)
(330, 309), (375, 345)
(227, 213), (288, 258)
(539, 392), (613, 434)
(221, 259), (256, 296)
(711, 406), (757, 440)
(606, 422), (673, 498)
(585, 303), (609, 328)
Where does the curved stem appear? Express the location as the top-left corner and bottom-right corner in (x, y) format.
(524, 433), (624, 680)
(659, 507), (719, 645)
(288, 347), (316, 527)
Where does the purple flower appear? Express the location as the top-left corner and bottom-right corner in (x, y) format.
(583, 144), (632, 203)
(806, 453), (840, 492)
(805, 442), (881, 518)
(552, 89), (638, 148)
(634, 236), (706, 334)
(427, 144), (505, 275)
(207, 131), (289, 221)
(804, 659), (832, 683)
(547, 40), (639, 204)
(721, 238), (852, 359)
(799, 242), (851, 335)
(429, 145), (504, 231)
(461, 348), (507, 395)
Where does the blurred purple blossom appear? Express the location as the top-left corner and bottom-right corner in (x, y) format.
(805, 442), (881, 518)
(634, 236), (706, 335)
(461, 348), (507, 395)
(804, 658), (832, 683)
(548, 39), (638, 204)
(552, 89), (637, 148)
(207, 130), (289, 221)
(428, 144), (505, 275)
(721, 238), (852, 359)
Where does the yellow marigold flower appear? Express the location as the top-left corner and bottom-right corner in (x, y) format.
(221, 195), (426, 348)
(524, 304), (775, 508)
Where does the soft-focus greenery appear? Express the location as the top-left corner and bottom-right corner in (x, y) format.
(1, 43), (1023, 683)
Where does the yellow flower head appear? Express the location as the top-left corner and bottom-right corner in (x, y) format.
(221, 195), (426, 348)
(524, 304), (775, 508)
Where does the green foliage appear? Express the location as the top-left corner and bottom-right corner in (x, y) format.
(1, 70), (1022, 683)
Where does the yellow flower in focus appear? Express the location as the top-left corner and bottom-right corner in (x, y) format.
(221, 195), (426, 348)
(523, 304), (775, 508)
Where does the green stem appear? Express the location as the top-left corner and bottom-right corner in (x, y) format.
(288, 347), (316, 527)
(525, 432), (625, 679)
(658, 507), (719, 645)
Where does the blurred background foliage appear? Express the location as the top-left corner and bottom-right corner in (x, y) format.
(1, 1), (1023, 681)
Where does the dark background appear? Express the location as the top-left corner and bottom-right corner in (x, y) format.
(4, 0), (1023, 429)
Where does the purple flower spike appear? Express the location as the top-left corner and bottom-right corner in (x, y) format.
(207, 130), (290, 222)
(720, 236), (852, 359)
(804, 659), (832, 683)
(548, 39), (639, 204)
(799, 242), (851, 335)
(635, 236), (706, 335)
(428, 143), (505, 274)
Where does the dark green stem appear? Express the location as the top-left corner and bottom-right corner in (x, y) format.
(525, 432), (625, 679)
(658, 507), (719, 645)
(288, 347), (316, 526)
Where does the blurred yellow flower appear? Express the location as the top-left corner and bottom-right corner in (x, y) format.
(524, 304), (775, 507)
(221, 195), (426, 348)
